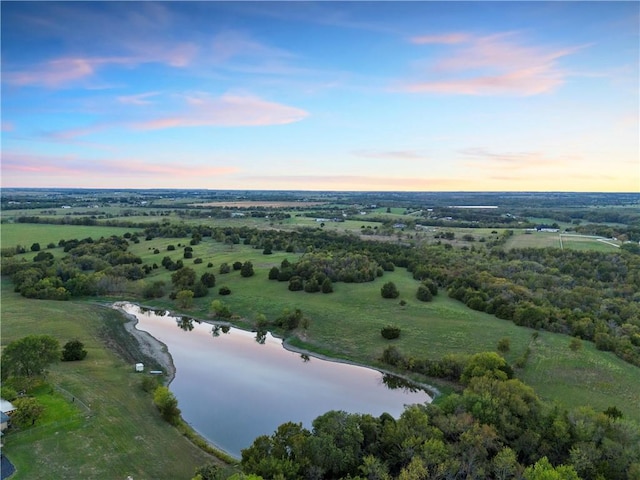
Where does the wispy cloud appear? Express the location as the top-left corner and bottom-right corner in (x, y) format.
(401, 31), (585, 96)
(240, 174), (462, 191)
(351, 149), (428, 161)
(1, 122), (15, 132)
(132, 93), (309, 130)
(1, 151), (239, 178)
(410, 33), (471, 45)
(461, 147), (570, 170)
(117, 92), (161, 105)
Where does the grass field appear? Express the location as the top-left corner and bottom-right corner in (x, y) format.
(125, 237), (640, 422)
(504, 230), (621, 252)
(1, 223), (143, 251)
(2, 226), (639, 477)
(0, 280), (219, 479)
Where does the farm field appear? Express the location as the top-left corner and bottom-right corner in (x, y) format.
(504, 230), (621, 251)
(0, 280), (219, 480)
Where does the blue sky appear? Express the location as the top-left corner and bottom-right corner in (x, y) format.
(2, 1), (638, 191)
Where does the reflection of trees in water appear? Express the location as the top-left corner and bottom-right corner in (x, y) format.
(221, 325), (230, 334)
(255, 329), (267, 344)
(381, 373), (420, 393)
(211, 325), (221, 337)
(301, 354), (310, 363)
(176, 316), (200, 331)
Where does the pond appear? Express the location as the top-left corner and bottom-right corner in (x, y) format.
(119, 303), (432, 458)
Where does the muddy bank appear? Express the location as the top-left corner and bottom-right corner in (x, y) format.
(112, 302), (177, 384)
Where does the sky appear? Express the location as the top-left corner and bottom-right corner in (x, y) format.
(1, 1), (638, 192)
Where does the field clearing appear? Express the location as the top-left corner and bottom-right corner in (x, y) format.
(504, 230), (621, 251)
(1, 223), (143, 249)
(0, 280), (217, 479)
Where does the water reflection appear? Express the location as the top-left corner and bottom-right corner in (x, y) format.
(120, 302), (432, 459)
(381, 373), (421, 393)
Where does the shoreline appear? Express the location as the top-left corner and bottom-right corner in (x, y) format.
(112, 301), (440, 400)
(112, 302), (177, 384)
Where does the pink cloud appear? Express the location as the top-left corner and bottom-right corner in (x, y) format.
(1, 151), (239, 180)
(460, 147), (570, 170)
(132, 93), (308, 130)
(1, 122), (15, 132)
(401, 31), (585, 96)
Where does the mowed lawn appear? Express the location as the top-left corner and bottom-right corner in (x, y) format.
(0, 280), (215, 480)
(128, 237), (640, 422)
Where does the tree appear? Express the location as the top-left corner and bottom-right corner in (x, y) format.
(61, 339), (88, 361)
(381, 282), (399, 299)
(176, 289), (194, 308)
(460, 351), (512, 384)
(522, 457), (580, 480)
(171, 266), (196, 289)
(30, 242), (41, 252)
(153, 386), (181, 425)
(321, 278), (333, 293)
(416, 285), (433, 302)
(1, 335), (61, 379)
(211, 299), (232, 318)
(200, 272), (216, 288)
(241, 261), (255, 277)
(11, 397), (45, 427)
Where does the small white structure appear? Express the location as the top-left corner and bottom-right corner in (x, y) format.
(135, 363), (144, 372)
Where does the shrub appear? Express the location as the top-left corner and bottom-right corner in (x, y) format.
(381, 325), (401, 340)
(240, 261), (254, 277)
(381, 281), (399, 299)
(233, 261), (242, 271)
(219, 263), (231, 274)
(153, 386), (181, 425)
(61, 339), (88, 361)
(218, 286), (231, 295)
(497, 337), (511, 354)
(416, 285), (433, 302)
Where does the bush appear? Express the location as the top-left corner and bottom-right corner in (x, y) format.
(61, 339), (88, 361)
(153, 386), (181, 425)
(381, 325), (401, 340)
(381, 281), (399, 299)
(240, 261), (254, 277)
(416, 285), (433, 302)
(219, 263), (231, 274)
(218, 286), (231, 295)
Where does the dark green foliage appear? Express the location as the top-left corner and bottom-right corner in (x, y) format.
(268, 266), (280, 280)
(167, 244), (176, 251)
(381, 325), (401, 340)
(1, 335), (61, 379)
(381, 281), (399, 299)
(171, 266), (196, 289)
(321, 277), (333, 293)
(140, 375), (160, 393)
(218, 286), (231, 295)
(61, 339), (87, 361)
(192, 281), (209, 298)
(303, 277), (320, 293)
(219, 262), (231, 274)
(200, 272), (216, 288)
(233, 261), (242, 271)
(275, 308), (304, 330)
(416, 284), (433, 302)
(30, 242), (41, 251)
(288, 276), (304, 291)
(142, 280), (166, 299)
(240, 261), (254, 277)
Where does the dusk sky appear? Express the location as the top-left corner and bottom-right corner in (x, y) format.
(2, 1), (638, 191)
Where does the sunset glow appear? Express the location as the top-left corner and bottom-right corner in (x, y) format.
(2, 1), (638, 191)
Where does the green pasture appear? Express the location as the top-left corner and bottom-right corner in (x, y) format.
(125, 237), (640, 422)
(0, 280), (216, 479)
(1, 223), (143, 251)
(504, 230), (620, 251)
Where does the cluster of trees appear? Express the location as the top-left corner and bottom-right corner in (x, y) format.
(1, 236), (147, 299)
(238, 373), (640, 479)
